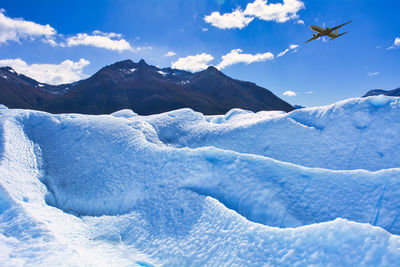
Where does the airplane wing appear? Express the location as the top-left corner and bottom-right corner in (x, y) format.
(336, 31), (349, 38)
(330, 31), (348, 40)
(305, 35), (319, 43)
(330, 20), (352, 31)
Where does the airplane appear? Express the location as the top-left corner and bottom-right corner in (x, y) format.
(305, 20), (352, 43)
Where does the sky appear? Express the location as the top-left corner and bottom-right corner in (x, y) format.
(0, 0), (399, 107)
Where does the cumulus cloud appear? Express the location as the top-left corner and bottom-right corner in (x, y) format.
(65, 31), (133, 52)
(164, 51), (176, 57)
(388, 37), (400, 50)
(283, 90), (296, 96)
(216, 49), (274, 69)
(0, 9), (56, 44)
(0, 58), (90, 84)
(171, 53), (214, 72)
(277, 44), (299, 57)
(171, 44), (301, 72)
(244, 0), (304, 23)
(0, 10), (150, 53)
(204, 9), (254, 29)
(204, 0), (304, 29)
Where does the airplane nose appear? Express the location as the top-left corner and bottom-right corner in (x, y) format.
(310, 25), (316, 30)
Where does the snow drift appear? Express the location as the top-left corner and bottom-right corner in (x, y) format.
(1, 96), (400, 266)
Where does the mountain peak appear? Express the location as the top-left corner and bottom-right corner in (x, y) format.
(138, 59), (147, 66)
(107, 59), (150, 71)
(109, 60), (135, 70)
(205, 66), (219, 72)
(198, 65), (225, 77)
(0, 66), (17, 74)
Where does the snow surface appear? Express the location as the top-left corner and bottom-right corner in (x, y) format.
(146, 96), (400, 171)
(1, 96), (400, 265)
(157, 70), (167, 76)
(180, 80), (190, 85)
(120, 68), (136, 74)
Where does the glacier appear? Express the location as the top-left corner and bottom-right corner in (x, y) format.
(1, 96), (400, 266)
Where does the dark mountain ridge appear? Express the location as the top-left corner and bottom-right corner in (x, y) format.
(0, 59), (294, 115)
(363, 87), (400, 97)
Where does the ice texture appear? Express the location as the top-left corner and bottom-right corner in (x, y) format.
(0, 96), (400, 266)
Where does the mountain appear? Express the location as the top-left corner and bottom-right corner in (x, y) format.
(0, 59), (294, 115)
(363, 87), (400, 97)
(0, 67), (55, 109)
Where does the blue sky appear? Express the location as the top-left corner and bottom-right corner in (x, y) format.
(0, 0), (399, 107)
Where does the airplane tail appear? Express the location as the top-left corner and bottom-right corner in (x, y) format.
(330, 31), (348, 40)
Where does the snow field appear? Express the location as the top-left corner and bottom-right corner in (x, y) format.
(0, 96), (400, 265)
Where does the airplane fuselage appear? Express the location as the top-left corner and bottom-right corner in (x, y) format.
(310, 25), (339, 38)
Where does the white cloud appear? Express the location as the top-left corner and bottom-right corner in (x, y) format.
(277, 49), (290, 57)
(217, 49), (274, 69)
(171, 53), (214, 72)
(0, 9), (56, 44)
(388, 37), (400, 50)
(42, 38), (60, 47)
(164, 51), (176, 57)
(92, 30), (122, 39)
(202, 28), (208, 32)
(66, 31), (133, 52)
(0, 58), (90, 85)
(42, 37), (62, 47)
(367, 72), (379, 77)
(204, 9), (254, 29)
(244, 0), (304, 23)
(0, 10), (151, 53)
(277, 44), (299, 57)
(283, 90), (296, 96)
(204, 0), (304, 29)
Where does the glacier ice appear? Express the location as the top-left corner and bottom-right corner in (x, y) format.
(0, 96), (400, 266)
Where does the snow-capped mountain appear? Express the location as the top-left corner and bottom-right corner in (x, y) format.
(0, 60), (293, 115)
(1, 95), (400, 265)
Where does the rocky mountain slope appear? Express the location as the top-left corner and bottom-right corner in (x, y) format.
(0, 60), (293, 115)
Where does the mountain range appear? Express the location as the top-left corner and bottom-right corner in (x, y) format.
(363, 87), (400, 97)
(0, 59), (294, 115)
